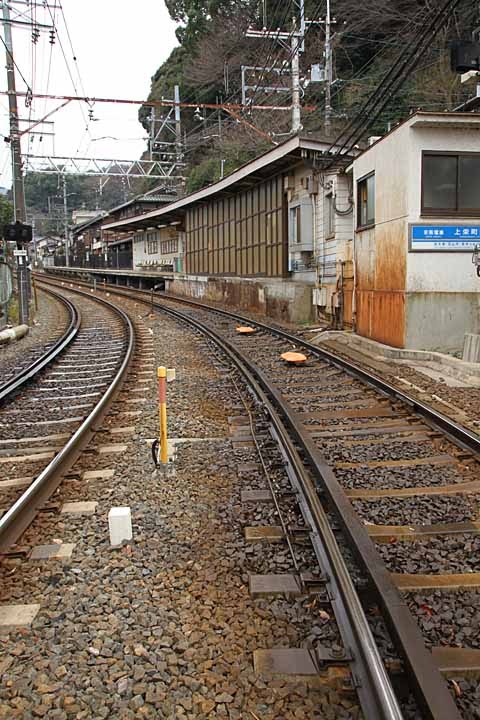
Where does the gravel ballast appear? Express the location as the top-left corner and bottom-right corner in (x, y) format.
(0, 299), (363, 720)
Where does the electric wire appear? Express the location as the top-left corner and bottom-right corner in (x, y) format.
(323, 0), (464, 166)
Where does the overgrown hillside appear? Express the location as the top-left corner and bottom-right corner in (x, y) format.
(141, 0), (475, 192)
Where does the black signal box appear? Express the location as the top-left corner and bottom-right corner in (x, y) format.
(451, 40), (480, 73)
(4, 221), (33, 246)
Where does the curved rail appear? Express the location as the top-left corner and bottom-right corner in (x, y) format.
(39, 272), (465, 719)
(42, 272), (480, 453)
(161, 292), (480, 453)
(151, 298), (461, 720)
(0, 285), (80, 403)
(153, 299), (406, 720)
(0, 284), (135, 551)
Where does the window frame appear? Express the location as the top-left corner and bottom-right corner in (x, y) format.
(325, 192), (335, 238)
(289, 205), (302, 244)
(356, 171), (375, 231)
(421, 150), (480, 218)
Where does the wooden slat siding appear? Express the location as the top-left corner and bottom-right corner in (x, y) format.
(184, 175), (286, 279)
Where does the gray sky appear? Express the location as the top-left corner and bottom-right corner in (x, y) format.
(0, 0), (178, 189)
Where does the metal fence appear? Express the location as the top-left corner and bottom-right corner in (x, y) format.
(54, 250), (133, 270)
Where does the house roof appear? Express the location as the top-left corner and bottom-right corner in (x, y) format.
(71, 212), (107, 235)
(102, 135), (355, 234)
(353, 110), (480, 159)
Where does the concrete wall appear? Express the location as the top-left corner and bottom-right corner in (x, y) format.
(404, 121), (480, 350)
(353, 124), (410, 347)
(166, 274), (315, 324)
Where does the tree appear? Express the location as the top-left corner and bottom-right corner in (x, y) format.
(0, 196), (13, 228)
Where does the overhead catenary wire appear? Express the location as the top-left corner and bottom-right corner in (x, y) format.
(323, 0), (464, 164)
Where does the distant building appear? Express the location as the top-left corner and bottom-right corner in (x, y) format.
(71, 208), (101, 226)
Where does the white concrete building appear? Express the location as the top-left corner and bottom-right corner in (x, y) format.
(132, 224), (184, 273)
(287, 159), (355, 327)
(351, 111), (480, 351)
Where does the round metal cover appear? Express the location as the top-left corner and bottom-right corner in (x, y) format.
(0, 261), (13, 305)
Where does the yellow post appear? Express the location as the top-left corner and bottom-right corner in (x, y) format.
(157, 366), (168, 464)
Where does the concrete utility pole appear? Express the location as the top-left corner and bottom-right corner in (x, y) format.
(2, 3), (29, 324)
(291, 25), (302, 133)
(63, 176), (70, 267)
(324, 0), (333, 135)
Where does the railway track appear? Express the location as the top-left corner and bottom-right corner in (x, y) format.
(0, 282), (134, 551)
(39, 273), (480, 720)
(0, 285), (76, 398)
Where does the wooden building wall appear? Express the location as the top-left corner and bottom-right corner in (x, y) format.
(185, 176), (287, 277)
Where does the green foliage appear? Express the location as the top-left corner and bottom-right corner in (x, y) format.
(22, 172), (140, 237)
(7, 296), (18, 325)
(0, 196), (13, 228)
(186, 141), (268, 193)
(186, 157), (222, 193)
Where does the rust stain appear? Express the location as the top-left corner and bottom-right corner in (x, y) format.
(355, 221), (407, 347)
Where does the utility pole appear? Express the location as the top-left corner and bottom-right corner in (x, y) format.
(324, 0), (333, 135)
(63, 176), (70, 267)
(174, 84), (182, 166)
(291, 26), (302, 133)
(149, 106), (156, 161)
(2, 3), (29, 324)
(299, 0), (306, 53)
(246, 20), (304, 134)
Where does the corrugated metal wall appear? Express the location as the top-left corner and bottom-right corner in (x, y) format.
(185, 176), (287, 277)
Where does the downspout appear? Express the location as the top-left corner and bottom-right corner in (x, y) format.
(312, 193), (319, 321)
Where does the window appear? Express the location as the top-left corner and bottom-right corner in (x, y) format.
(146, 232), (158, 254)
(325, 193), (335, 237)
(290, 206), (301, 243)
(357, 173), (375, 229)
(422, 152), (480, 215)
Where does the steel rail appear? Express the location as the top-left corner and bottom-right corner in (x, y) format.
(150, 300), (404, 720)
(0, 285), (135, 552)
(0, 285), (80, 403)
(158, 292), (480, 454)
(39, 273), (465, 718)
(44, 275), (480, 454)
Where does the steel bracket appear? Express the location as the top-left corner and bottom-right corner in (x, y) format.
(311, 645), (352, 668)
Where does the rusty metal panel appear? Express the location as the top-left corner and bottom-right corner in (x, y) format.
(375, 222), (406, 292)
(354, 220), (407, 346)
(355, 290), (372, 339)
(371, 291), (405, 347)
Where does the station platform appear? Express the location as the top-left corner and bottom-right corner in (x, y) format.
(46, 266), (174, 280)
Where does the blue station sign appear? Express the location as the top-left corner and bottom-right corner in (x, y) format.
(410, 224), (480, 251)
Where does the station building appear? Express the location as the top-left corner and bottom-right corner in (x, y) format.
(348, 111), (480, 351)
(99, 136), (354, 323)
(53, 112), (480, 351)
